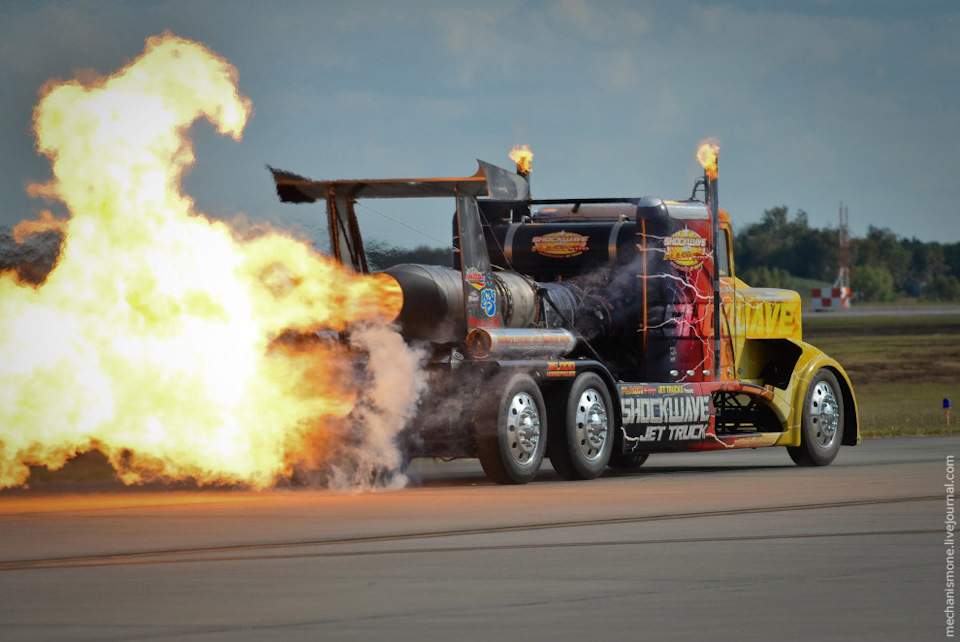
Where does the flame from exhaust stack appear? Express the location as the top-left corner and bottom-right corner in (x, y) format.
(509, 144), (534, 174)
(696, 138), (720, 180)
(0, 33), (414, 490)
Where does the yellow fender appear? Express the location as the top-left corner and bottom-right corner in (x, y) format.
(774, 340), (860, 448)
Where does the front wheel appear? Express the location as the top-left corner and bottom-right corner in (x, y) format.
(548, 372), (614, 480)
(788, 369), (844, 466)
(476, 373), (547, 484)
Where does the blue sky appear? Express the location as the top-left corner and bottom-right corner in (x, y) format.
(1, 0), (958, 249)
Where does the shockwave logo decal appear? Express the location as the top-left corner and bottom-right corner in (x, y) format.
(722, 293), (802, 341)
(621, 394), (711, 425)
(480, 289), (497, 317)
(663, 228), (708, 269)
(619, 383), (712, 442)
(531, 231), (589, 258)
(632, 424), (707, 441)
(465, 268), (486, 290)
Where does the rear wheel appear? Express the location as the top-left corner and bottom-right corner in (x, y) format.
(548, 373), (614, 480)
(476, 373), (547, 484)
(788, 369), (844, 466)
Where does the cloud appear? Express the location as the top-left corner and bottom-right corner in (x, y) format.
(685, 4), (886, 74)
(2, 1), (959, 244)
(0, 3), (142, 78)
(431, 5), (528, 87)
(550, 0), (651, 40)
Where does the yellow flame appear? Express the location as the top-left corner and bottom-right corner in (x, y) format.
(509, 144), (534, 174)
(0, 33), (404, 489)
(696, 138), (720, 180)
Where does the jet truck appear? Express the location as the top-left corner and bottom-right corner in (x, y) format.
(270, 155), (859, 484)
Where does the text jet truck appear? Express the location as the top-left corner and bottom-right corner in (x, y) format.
(271, 156), (859, 484)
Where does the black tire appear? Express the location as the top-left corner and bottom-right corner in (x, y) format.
(475, 373), (547, 484)
(607, 451), (649, 470)
(547, 373), (614, 480)
(787, 369), (844, 466)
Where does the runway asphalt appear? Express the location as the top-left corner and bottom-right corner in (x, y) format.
(1, 434), (957, 641)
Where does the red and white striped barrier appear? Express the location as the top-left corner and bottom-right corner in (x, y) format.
(811, 287), (850, 309)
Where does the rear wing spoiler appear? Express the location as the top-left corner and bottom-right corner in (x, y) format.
(270, 160), (528, 333)
(269, 160), (529, 273)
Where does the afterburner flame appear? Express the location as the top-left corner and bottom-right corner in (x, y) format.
(696, 138), (720, 180)
(12, 210), (67, 244)
(0, 33), (414, 490)
(509, 144), (534, 174)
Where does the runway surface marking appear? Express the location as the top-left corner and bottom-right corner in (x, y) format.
(0, 494), (938, 571)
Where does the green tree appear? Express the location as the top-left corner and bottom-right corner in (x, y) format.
(904, 238), (948, 282)
(851, 264), (895, 302)
(734, 206), (836, 282)
(923, 275), (960, 301)
(850, 226), (910, 293)
(944, 242), (960, 279)
(740, 266), (795, 289)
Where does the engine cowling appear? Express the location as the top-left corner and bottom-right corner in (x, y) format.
(382, 263), (603, 346)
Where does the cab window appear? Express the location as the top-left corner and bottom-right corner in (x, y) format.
(716, 229), (730, 277)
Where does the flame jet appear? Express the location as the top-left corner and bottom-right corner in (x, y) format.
(0, 33), (409, 490)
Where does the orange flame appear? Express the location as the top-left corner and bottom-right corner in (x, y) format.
(0, 33), (413, 490)
(696, 138), (720, 180)
(509, 144), (534, 174)
(12, 210), (67, 244)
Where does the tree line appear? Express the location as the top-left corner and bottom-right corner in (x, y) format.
(7, 205), (954, 304)
(9, 205), (951, 303)
(363, 208), (960, 303)
(734, 206), (960, 302)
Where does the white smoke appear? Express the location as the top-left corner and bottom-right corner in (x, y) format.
(309, 324), (429, 491)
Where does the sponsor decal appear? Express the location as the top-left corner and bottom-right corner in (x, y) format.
(663, 227), (708, 269)
(480, 288), (497, 317)
(546, 361), (577, 378)
(656, 384), (695, 395)
(620, 383), (696, 396)
(620, 384), (658, 396)
(531, 230), (589, 258)
(470, 317), (501, 328)
(496, 332), (569, 345)
(464, 268), (486, 291)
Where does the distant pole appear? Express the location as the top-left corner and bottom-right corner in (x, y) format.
(946, 398), (952, 425)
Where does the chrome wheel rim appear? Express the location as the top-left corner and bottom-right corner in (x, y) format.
(574, 388), (608, 461)
(506, 392), (541, 465)
(809, 380), (840, 449)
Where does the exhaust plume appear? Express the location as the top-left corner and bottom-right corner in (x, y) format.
(0, 33), (417, 490)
